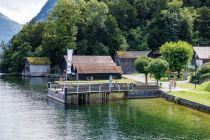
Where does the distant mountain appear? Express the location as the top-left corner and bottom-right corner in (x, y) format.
(0, 13), (21, 43)
(32, 0), (58, 22)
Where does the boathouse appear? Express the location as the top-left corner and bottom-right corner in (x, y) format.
(61, 55), (123, 80)
(22, 57), (51, 77)
(115, 51), (150, 74)
(193, 47), (210, 67)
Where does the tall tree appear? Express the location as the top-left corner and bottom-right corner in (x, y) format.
(148, 58), (169, 84)
(160, 41), (193, 78)
(148, 0), (197, 50)
(194, 6), (210, 45)
(42, 0), (80, 65)
(134, 56), (152, 83)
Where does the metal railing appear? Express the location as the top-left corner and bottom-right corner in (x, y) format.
(48, 82), (159, 95)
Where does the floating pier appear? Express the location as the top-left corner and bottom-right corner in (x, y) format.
(47, 82), (159, 104)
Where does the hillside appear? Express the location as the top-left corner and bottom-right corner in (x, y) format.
(0, 13), (21, 43)
(32, 0), (58, 22)
(1, 0), (210, 74)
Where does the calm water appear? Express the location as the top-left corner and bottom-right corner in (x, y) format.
(0, 77), (210, 140)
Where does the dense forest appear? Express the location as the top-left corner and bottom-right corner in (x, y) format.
(1, 0), (210, 74)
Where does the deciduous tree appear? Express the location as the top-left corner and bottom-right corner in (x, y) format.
(148, 58), (169, 84)
(160, 41), (193, 78)
(134, 56), (152, 83)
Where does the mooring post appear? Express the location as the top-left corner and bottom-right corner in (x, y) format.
(48, 82), (51, 89)
(107, 93), (110, 101)
(99, 85), (101, 94)
(77, 85), (79, 93)
(87, 93), (90, 104)
(78, 94), (83, 104)
(89, 85), (91, 92)
(83, 94), (86, 104)
(64, 87), (68, 104)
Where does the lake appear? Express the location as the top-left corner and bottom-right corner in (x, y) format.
(0, 76), (210, 140)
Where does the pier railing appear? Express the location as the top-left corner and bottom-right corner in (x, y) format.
(48, 82), (159, 95)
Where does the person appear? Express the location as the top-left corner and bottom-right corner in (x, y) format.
(174, 79), (177, 88)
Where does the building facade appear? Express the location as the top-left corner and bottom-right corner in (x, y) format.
(193, 47), (210, 67)
(115, 51), (150, 74)
(22, 57), (51, 77)
(61, 55), (123, 80)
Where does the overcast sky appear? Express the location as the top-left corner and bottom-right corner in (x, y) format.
(0, 0), (48, 24)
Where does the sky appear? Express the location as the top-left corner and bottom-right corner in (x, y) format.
(0, 0), (48, 24)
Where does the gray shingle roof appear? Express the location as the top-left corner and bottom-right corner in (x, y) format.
(194, 47), (210, 60)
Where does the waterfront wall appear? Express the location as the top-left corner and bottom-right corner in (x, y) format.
(160, 91), (210, 113)
(125, 90), (160, 99)
(126, 89), (210, 113)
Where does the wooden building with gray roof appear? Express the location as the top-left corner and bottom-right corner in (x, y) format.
(22, 57), (51, 77)
(193, 47), (210, 67)
(61, 55), (123, 80)
(115, 51), (150, 74)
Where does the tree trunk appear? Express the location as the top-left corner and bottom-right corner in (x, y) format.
(145, 74), (148, 84)
(177, 71), (181, 78)
(157, 79), (159, 85)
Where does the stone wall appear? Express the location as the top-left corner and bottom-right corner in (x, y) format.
(125, 90), (161, 99)
(126, 89), (210, 113)
(160, 91), (210, 113)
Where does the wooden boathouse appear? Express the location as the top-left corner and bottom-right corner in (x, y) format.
(61, 55), (123, 80)
(22, 57), (51, 77)
(115, 51), (150, 74)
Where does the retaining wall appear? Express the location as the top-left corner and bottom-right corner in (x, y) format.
(126, 89), (210, 113)
(125, 90), (161, 99)
(160, 91), (210, 113)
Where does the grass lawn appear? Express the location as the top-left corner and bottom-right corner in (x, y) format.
(150, 74), (192, 82)
(177, 82), (210, 92)
(57, 78), (135, 85)
(169, 81), (210, 106)
(169, 91), (210, 106)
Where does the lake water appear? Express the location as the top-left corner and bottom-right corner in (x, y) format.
(0, 77), (210, 140)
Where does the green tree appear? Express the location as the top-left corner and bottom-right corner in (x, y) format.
(160, 41), (193, 78)
(148, 0), (197, 50)
(194, 6), (210, 45)
(134, 56), (152, 83)
(127, 27), (149, 51)
(42, 0), (80, 65)
(148, 58), (169, 84)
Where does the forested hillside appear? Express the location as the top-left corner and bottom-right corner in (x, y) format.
(0, 13), (21, 43)
(1, 0), (210, 73)
(31, 0), (58, 22)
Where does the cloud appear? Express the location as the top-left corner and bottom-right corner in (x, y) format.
(0, 0), (48, 24)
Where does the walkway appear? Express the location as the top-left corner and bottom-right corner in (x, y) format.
(123, 74), (191, 92)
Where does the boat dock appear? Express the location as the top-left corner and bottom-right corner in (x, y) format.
(47, 82), (159, 104)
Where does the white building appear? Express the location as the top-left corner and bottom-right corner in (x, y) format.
(22, 57), (51, 77)
(193, 47), (210, 67)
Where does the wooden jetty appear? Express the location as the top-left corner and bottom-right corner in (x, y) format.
(47, 82), (159, 104)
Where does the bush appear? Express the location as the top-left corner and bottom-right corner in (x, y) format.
(197, 63), (210, 76)
(191, 63), (210, 83)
